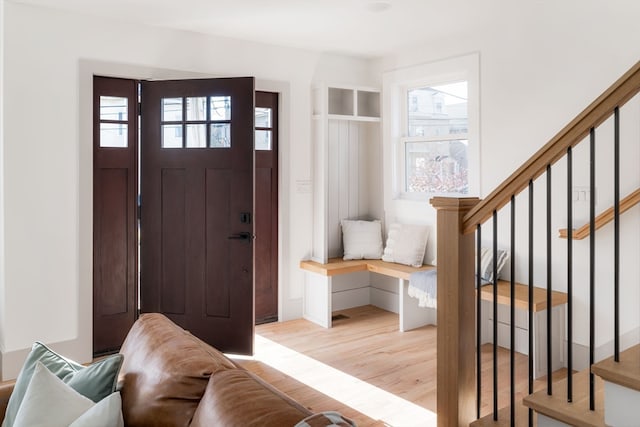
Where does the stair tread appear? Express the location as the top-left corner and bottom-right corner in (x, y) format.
(470, 404), (534, 427)
(591, 344), (640, 391)
(523, 368), (605, 427)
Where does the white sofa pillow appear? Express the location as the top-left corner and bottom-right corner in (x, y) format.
(70, 392), (123, 427)
(341, 219), (383, 260)
(382, 223), (429, 267)
(13, 362), (123, 427)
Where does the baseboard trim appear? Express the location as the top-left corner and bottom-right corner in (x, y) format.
(568, 326), (640, 372)
(370, 287), (399, 314)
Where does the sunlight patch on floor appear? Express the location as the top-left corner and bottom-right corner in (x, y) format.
(251, 334), (437, 427)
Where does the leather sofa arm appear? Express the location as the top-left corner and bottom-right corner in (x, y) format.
(0, 380), (16, 422)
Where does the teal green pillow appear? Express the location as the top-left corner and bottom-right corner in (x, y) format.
(1, 342), (123, 427)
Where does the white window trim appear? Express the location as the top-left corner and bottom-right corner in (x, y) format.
(383, 53), (481, 203)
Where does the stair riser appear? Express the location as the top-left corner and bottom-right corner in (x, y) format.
(605, 381), (640, 427)
(538, 414), (572, 427)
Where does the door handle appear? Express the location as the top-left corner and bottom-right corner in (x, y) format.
(228, 232), (253, 243)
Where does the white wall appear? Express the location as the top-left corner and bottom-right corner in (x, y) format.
(374, 0), (640, 358)
(0, 0), (6, 361)
(0, 1), (375, 379)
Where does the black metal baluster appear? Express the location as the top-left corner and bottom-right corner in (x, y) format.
(528, 180), (534, 427)
(510, 196), (515, 427)
(477, 224), (482, 420)
(589, 127), (596, 410)
(547, 164), (553, 395)
(614, 107), (620, 362)
(493, 210), (499, 421)
(567, 146), (573, 402)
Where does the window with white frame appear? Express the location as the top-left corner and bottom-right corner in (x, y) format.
(384, 53), (479, 201)
(403, 81), (468, 194)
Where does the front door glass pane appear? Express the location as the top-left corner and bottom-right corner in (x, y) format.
(187, 97), (207, 121)
(210, 123), (231, 148)
(162, 98), (183, 121)
(186, 124), (207, 148)
(162, 124), (183, 148)
(210, 96), (231, 120)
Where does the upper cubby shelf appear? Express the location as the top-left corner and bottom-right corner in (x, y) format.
(313, 84), (380, 122)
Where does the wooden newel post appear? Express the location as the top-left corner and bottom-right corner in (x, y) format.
(430, 197), (480, 427)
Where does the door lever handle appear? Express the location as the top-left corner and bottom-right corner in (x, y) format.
(228, 232), (253, 242)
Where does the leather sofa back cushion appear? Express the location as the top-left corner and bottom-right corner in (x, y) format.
(118, 313), (237, 427)
(189, 369), (312, 427)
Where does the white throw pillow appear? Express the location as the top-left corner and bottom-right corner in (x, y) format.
(382, 223), (429, 267)
(13, 362), (123, 427)
(341, 219), (383, 260)
(14, 362), (94, 427)
(70, 392), (123, 427)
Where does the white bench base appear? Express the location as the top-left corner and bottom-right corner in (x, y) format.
(302, 267), (436, 331)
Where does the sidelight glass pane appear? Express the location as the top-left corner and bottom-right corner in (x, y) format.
(210, 123), (231, 148)
(100, 123), (128, 147)
(210, 96), (231, 120)
(162, 124), (183, 148)
(255, 107), (271, 128)
(186, 97), (207, 121)
(100, 96), (127, 121)
(186, 124), (207, 148)
(255, 130), (271, 151)
(162, 97), (183, 121)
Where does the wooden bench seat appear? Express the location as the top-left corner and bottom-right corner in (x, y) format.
(479, 280), (568, 312)
(301, 258), (567, 311)
(299, 258), (435, 279)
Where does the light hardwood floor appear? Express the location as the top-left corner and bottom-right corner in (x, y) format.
(232, 305), (566, 427)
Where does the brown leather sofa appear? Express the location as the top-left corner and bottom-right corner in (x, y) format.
(0, 313), (331, 426)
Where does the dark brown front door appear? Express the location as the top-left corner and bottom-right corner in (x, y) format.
(92, 77), (138, 355)
(140, 77), (255, 354)
(254, 92), (279, 324)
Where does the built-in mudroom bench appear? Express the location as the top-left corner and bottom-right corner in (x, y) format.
(300, 258), (436, 331)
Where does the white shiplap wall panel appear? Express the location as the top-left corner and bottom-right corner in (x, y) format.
(338, 121), (350, 224)
(311, 117), (326, 262)
(348, 122), (360, 220)
(326, 118), (378, 259)
(327, 120), (342, 258)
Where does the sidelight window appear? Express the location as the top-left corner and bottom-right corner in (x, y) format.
(99, 96), (128, 147)
(255, 107), (272, 151)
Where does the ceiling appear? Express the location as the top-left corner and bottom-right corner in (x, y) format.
(9, 0), (501, 57)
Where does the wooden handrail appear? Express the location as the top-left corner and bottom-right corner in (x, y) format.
(462, 60), (640, 234)
(558, 188), (640, 240)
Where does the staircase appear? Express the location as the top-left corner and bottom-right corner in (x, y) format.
(524, 344), (640, 427)
(431, 60), (640, 427)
